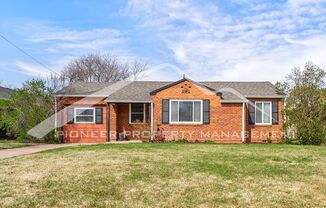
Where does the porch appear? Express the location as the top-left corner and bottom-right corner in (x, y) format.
(107, 102), (154, 142)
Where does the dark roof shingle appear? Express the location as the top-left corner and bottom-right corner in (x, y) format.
(56, 80), (284, 102)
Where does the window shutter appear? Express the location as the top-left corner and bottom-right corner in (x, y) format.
(203, 100), (210, 124)
(95, 108), (103, 124)
(272, 102), (279, 124)
(67, 108), (74, 124)
(148, 104), (151, 123)
(162, 99), (169, 124)
(248, 102), (255, 125)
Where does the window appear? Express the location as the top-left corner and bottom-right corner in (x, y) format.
(255, 102), (271, 124)
(169, 100), (202, 124)
(75, 108), (95, 123)
(129, 103), (145, 124)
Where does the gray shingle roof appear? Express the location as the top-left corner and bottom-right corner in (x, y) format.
(55, 82), (116, 95)
(0, 86), (13, 99)
(56, 80), (284, 103)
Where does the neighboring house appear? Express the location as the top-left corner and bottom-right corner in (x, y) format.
(55, 77), (285, 143)
(0, 86), (13, 100)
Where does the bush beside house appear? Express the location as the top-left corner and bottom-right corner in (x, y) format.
(278, 62), (326, 145)
(0, 80), (58, 143)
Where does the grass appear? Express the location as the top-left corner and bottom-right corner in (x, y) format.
(0, 143), (325, 207)
(0, 140), (34, 150)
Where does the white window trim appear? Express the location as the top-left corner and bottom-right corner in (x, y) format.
(255, 102), (272, 125)
(74, 108), (95, 124)
(169, 99), (203, 124)
(129, 103), (146, 124)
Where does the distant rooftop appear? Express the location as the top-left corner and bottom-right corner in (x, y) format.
(0, 86), (13, 99)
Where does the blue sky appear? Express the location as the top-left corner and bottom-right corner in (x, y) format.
(1, 0), (326, 88)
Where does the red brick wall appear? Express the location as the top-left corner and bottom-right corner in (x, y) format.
(109, 103), (117, 142)
(246, 98), (284, 143)
(58, 97), (108, 143)
(115, 103), (150, 140)
(151, 80), (243, 143)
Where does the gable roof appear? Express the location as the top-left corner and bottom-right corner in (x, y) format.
(0, 86), (13, 99)
(56, 80), (284, 103)
(149, 78), (220, 96)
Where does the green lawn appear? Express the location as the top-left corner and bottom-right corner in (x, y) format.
(0, 144), (325, 207)
(0, 140), (34, 150)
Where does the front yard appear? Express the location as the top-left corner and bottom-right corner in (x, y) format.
(0, 144), (325, 207)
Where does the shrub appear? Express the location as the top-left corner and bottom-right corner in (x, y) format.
(296, 120), (325, 145)
(204, 140), (214, 144)
(282, 136), (294, 144)
(177, 138), (189, 143)
(152, 134), (165, 143)
(0, 79), (59, 143)
(280, 62), (326, 145)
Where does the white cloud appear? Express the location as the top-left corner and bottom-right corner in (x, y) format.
(28, 28), (122, 43)
(11, 24), (138, 79)
(14, 56), (72, 78)
(125, 0), (326, 82)
(15, 61), (54, 77)
(23, 24), (129, 56)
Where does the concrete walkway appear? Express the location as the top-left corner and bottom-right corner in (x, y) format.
(0, 140), (143, 160)
(0, 143), (81, 160)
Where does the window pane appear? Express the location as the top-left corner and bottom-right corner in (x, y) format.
(171, 101), (178, 122)
(131, 113), (144, 123)
(194, 101), (201, 122)
(131, 103), (144, 113)
(130, 104), (144, 123)
(255, 103), (262, 123)
(179, 101), (193, 122)
(263, 103), (271, 123)
(76, 116), (94, 123)
(76, 109), (94, 116)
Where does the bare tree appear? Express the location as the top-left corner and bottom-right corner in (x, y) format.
(60, 53), (147, 85)
(128, 61), (147, 81)
(46, 73), (65, 94)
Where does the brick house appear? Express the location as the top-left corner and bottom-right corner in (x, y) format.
(55, 77), (285, 143)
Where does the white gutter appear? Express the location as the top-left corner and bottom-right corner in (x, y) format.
(245, 95), (285, 98)
(107, 100), (152, 103)
(55, 94), (108, 97)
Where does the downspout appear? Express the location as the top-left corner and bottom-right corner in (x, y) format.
(54, 95), (57, 140)
(150, 102), (154, 141)
(107, 102), (110, 142)
(283, 96), (287, 138)
(242, 101), (246, 143)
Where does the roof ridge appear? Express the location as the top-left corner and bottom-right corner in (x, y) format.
(200, 81), (271, 83)
(0, 86), (13, 90)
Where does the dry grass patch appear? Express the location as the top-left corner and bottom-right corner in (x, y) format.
(0, 144), (325, 207)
